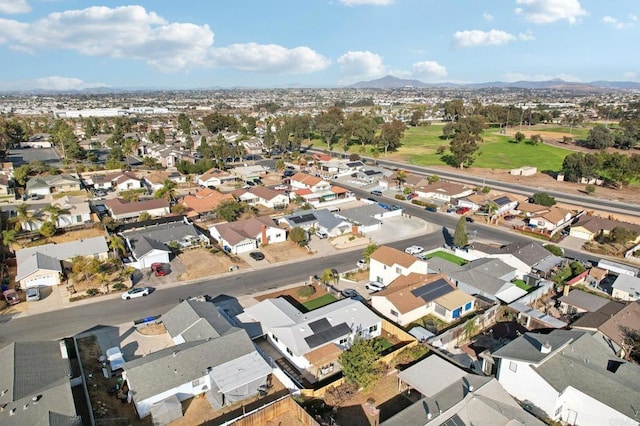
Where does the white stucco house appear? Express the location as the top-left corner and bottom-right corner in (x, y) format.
(208, 216), (285, 254)
(611, 274), (640, 301)
(492, 329), (640, 426)
(368, 245), (429, 286)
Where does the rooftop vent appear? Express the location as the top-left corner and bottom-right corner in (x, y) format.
(541, 341), (552, 354)
(9, 408), (15, 416)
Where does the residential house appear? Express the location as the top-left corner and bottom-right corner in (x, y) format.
(15, 236), (109, 288)
(611, 274), (640, 301)
(289, 172), (331, 192)
(570, 214), (640, 242)
(229, 165), (269, 183)
(20, 133), (52, 148)
(86, 173), (116, 191)
(448, 258), (524, 303)
(368, 246), (429, 286)
(507, 301), (568, 330)
(335, 204), (388, 234)
(414, 181), (473, 203)
(120, 219), (209, 268)
(384, 355), (543, 426)
(196, 168), (236, 188)
(487, 194), (519, 216)
(371, 273), (475, 326)
(26, 174), (81, 197)
(239, 297), (381, 383)
(112, 171), (143, 191)
(558, 289), (610, 315)
(597, 259), (639, 277)
(143, 171), (186, 193)
(456, 193), (489, 211)
(0, 340), (82, 425)
(238, 186), (290, 210)
(0, 161), (14, 178)
(208, 216), (285, 254)
(104, 198), (170, 221)
(516, 201), (556, 218)
(493, 329), (640, 426)
(125, 299), (272, 419)
(379, 172), (428, 190)
(474, 241), (562, 278)
(278, 208), (351, 237)
(179, 188), (235, 219)
(572, 301), (640, 358)
(525, 205), (574, 233)
(0, 174), (13, 196)
(52, 196), (92, 228)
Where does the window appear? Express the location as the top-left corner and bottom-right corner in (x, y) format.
(192, 378), (204, 387)
(339, 337), (348, 345)
(395, 267), (402, 274)
(75, 215), (82, 222)
(286, 348), (293, 356)
(509, 361), (518, 372)
(555, 406), (562, 417)
(272, 334), (278, 343)
(390, 309), (399, 317)
(465, 302), (472, 311)
(368, 324), (378, 333)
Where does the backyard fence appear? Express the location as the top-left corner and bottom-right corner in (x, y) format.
(224, 395), (319, 426)
(427, 305), (500, 351)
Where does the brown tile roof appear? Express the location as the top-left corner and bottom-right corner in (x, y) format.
(417, 181), (469, 197)
(104, 197), (169, 215)
(291, 172), (323, 187)
(199, 168), (233, 181)
(370, 246), (420, 268)
(331, 186), (349, 194)
(573, 215), (640, 234)
(250, 186), (284, 201)
(305, 343), (342, 368)
(113, 171), (141, 185)
(538, 206), (571, 224)
(180, 188), (235, 213)
(517, 202), (550, 214)
(144, 172), (171, 185)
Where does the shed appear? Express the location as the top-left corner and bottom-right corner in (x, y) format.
(150, 394), (183, 426)
(408, 326), (434, 342)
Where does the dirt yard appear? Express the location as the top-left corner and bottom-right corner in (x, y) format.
(255, 282), (329, 303)
(177, 248), (248, 281)
(262, 240), (313, 263)
(330, 234), (370, 250)
(13, 227), (107, 251)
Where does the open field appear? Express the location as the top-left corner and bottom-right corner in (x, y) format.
(388, 124), (577, 171)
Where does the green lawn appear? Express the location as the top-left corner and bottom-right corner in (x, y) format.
(302, 294), (338, 311)
(375, 337), (393, 352)
(388, 125), (577, 171)
(512, 279), (533, 291)
(423, 251), (467, 266)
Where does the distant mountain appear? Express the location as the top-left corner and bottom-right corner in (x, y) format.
(346, 75), (640, 91)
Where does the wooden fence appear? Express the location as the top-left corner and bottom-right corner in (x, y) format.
(227, 395), (319, 426)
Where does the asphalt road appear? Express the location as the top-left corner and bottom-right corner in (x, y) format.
(0, 198), (598, 345)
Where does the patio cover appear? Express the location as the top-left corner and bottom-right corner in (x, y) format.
(150, 394), (183, 426)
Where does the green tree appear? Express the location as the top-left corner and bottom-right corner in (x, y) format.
(216, 200), (245, 222)
(362, 243), (379, 263)
(543, 244), (564, 256)
(561, 152), (600, 182)
(585, 124), (614, 149)
(514, 131), (525, 143)
(585, 185), (596, 195)
(39, 221), (56, 238)
(427, 174), (440, 184)
(14, 203), (37, 231)
(108, 235), (126, 257)
(154, 179), (178, 202)
(608, 226), (638, 244)
(449, 132), (480, 168)
(138, 212), (151, 221)
(288, 226), (308, 246)
(530, 192), (556, 207)
(528, 134), (543, 146)
(395, 170), (407, 189)
(2, 229), (16, 253)
(453, 217), (469, 248)
(321, 268), (333, 285)
(377, 119), (405, 155)
(41, 204), (67, 227)
(315, 106), (344, 150)
(339, 337), (384, 391)
(13, 165), (31, 186)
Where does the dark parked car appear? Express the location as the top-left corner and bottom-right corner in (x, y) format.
(249, 251), (265, 261)
(370, 190), (383, 196)
(465, 216), (475, 223)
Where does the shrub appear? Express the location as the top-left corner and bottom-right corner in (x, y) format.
(411, 199), (428, 207)
(86, 288), (99, 297)
(296, 285), (316, 298)
(394, 194), (405, 201)
(112, 283), (126, 291)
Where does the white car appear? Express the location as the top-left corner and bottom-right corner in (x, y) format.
(121, 287), (150, 300)
(26, 287), (40, 302)
(405, 245), (424, 255)
(365, 281), (385, 292)
(356, 259), (367, 269)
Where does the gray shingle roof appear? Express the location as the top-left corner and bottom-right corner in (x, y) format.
(15, 252), (62, 282)
(121, 222), (204, 248)
(128, 235), (170, 259)
(499, 241), (552, 266)
(492, 329), (584, 363)
(336, 204), (385, 226)
(559, 289), (610, 312)
(125, 329), (258, 401)
(534, 332), (640, 420)
(571, 301), (627, 329)
(0, 341), (80, 426)
(162, 300), (236, 341)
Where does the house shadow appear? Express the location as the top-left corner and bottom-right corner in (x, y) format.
(377, 393), (415, 422)
(209, 294), (245, 317)
(442, 227), (454, 247)
(334, 404), (371, 426)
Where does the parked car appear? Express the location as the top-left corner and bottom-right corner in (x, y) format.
(365, 281), (385, 292)
(315, 230), (329, 239)
(3, 289), (20, 305)
(26, 287), (40, 302)
(405, 245), (424, 255)
(121, 287), (150, 300)
(370, 190), (383, 196)
(151, 263), (168, 277)
(406, 193), (418, 201)
(456, 207), (470, 215)
(503, 215), (516, 220)
(465, 216), (475, 223)
(425, 205), (438, 212)
(249, 251), (265, 261)
(341, 288), (357, 298)
(356, 259), (367, 269)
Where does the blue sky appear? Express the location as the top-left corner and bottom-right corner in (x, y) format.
(0, 0), (638, 90)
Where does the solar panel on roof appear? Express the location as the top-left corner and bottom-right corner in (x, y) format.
(304, 323), (352, 348)
(410, 278), (454, 303)
(493, 196), (511, 206)
(308, 318), (332, 333)
(290, 213), (317, 224)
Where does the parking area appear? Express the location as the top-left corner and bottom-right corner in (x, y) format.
(7, 147), (62, 167)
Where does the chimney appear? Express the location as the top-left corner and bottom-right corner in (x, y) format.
(541, 341), (552, 354)
(261, 225), (268, 246)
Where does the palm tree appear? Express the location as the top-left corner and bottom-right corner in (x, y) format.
(395, 170), (407, 190)
(108, 235), (126, 258)
(2, 230), (16, 254)
(41, 204), (67, 227)
(14, 203), (38, 231)
(154, 179), (178, 202)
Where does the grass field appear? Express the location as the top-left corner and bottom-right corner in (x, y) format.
(302, 293), (338, 311)
(423, 250), (467, 265)
(387, 124), (578, 171)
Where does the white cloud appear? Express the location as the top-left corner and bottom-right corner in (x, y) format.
(483, 11), (494, 21)
(453, 30), (516, 48)
(624, 71), (637, 80)
(32, 76), (108, 90)
(338, 51), (388, 79)
(412, 61), (447, 80)
(601, 15), (635, 30)
(210, 43), (330, 74)
(503, 72), (582, 82)
(0, 5), (329, 75)
(518, 30), (535, 41)
(0, 0), (31, 14)
(515, 0), (587, 24)
(339, 0), (393, 5)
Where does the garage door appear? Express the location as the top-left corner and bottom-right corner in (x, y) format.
(570, 230), (592, 240)
(141, 252), (170, 269)
(234, 241), (257, 254)
(25, 274), (59, 288)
